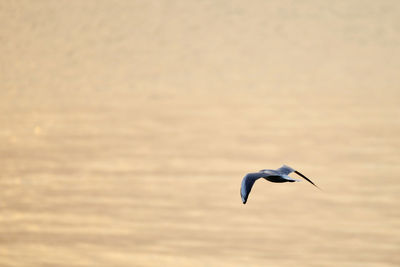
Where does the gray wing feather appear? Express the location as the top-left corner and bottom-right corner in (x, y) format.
(276, 165), (295, 175)
(240, 172), (265, 204)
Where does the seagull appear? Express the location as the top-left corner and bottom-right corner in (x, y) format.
(240, 165), (319, 204)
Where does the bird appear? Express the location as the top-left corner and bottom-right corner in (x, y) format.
(240, 165), (319, 204)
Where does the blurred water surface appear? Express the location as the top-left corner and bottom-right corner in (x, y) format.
(1, 1), (400, 266)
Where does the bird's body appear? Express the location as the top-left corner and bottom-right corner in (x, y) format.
(240, 165), (319, 204)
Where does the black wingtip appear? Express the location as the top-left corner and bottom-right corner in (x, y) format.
(294, 170), (321, 190)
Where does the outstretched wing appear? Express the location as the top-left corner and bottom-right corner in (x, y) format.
(294, 170), (320, 190)
(276, 165), (295, 175)
(240, 172), (265, 204)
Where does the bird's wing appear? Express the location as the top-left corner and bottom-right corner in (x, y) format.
(276, 165), (295, 175)
(240, 172), (265, 204)
(294, 171), (320, 190)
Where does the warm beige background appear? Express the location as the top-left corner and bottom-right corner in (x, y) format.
(1, 1), (400, 266)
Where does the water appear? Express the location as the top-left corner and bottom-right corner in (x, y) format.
(1, 1), (400, 266)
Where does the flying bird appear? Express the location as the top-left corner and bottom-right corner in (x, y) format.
(240, 165), (319, 204)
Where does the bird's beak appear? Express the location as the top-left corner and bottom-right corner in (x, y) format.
(294, 170), (320, 189)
